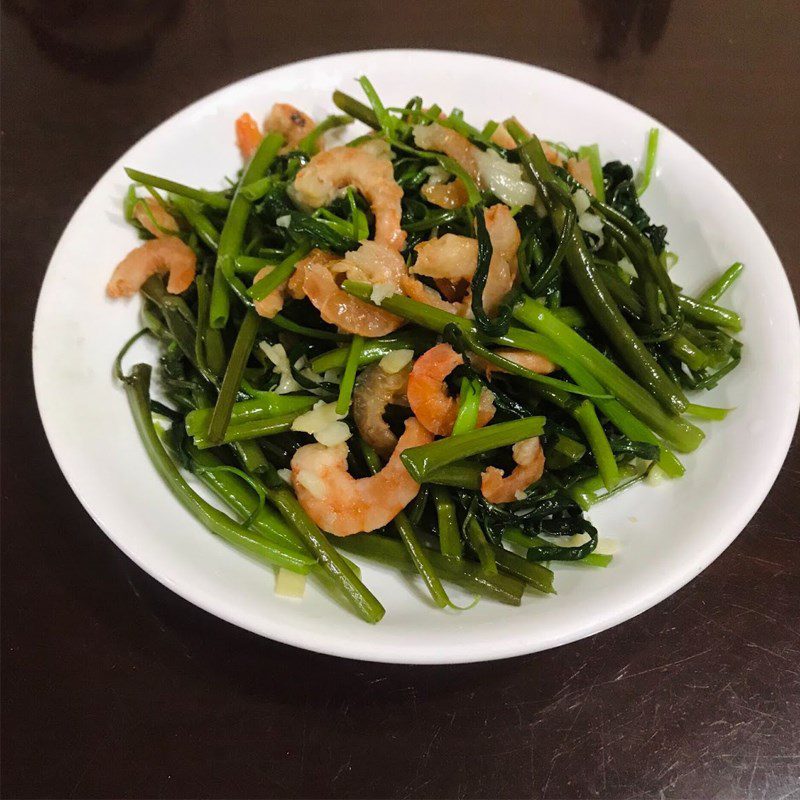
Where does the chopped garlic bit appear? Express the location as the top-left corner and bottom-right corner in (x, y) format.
(370, 282), (396, 305)
(291, 400), (351, 446)
(473, 148), (536, 207)
(595, 538), (619, 555)
(296, 469), (326, 498)
(276, 214), (291, 228)
(275, 568), (307, 599)
(539, 532), (592, 549)
(578, 211), (603, 236)
(572, 188), (591, 214)
(358, 136), (394, 160)
(292, 400), (343, 434)
(618, 256), (636, 276)
(423, 165), (451, 185)
(646, 464), (667, 486)
(315, 420), (351, 446)
(277, 468), (292, 485)
(259, 341), (302, 394)
(379, 348), (414, 374)
(577, 211), (605, 249)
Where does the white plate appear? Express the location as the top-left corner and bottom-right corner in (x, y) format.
(33, 50), (800, 664)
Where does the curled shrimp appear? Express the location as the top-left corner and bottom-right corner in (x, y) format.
(289, 242), (406, 337)
(107, 236), (196, 298)
(235, 113), (263, 160)
(352, 362), (411, 458)
(291, 418), (433, 536)
(413, 123), (480, 181)
(399, 275), (465, 316)
(264, 103), (316, 153)
(421, 180), (469, 209)
(481, 437), (545, 503)
(252, 265), (287, 319)
(292, 145), (406, 251)
(407, 343), (495, 436)
(407, 203), (521, 315)
(287, 248), (340, 298)
(133, 197), (179, 238)
(480, 347), (557, 378)
(236, 104), (317, 160)
(414, 234), (477, 282)
(480, 203), (521, 313)
(414, 123), (481, 210)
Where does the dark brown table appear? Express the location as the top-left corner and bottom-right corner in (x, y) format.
(3, 2), (799, 798)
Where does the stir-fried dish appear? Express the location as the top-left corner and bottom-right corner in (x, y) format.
(110, 78), (744, 622)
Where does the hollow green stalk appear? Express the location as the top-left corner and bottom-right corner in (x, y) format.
(465, 518), (497, 575)
(192, 408), (308, 449)
(210, 132), (283, 328)
(335, 335), (364, 415)
(578, 143), (606, 201)
(235, 441), (385, 623)
(248, 242), (311, 301)
(170, 196), (221, 251)
(513, 297), (704, 453)
(186, 393), (317, 435)
(490, 546), (556, 593)
(121, 363), (314, 572)
(186, 444), (303, 550)
(452, 377), (481, 436)
(401, 417), (545, 483)
(361, 442), (453, 609)
(310, 332), (430, 373)
(125, 168), (230, 210)
(636, 128), (659, 195)
(335, 535), (524, 606)
(679, 294), (742, 332)
(433, 486), (463, 561)
(298, 114), (354, 154)
(699, 262), (744, 304)
(518, 136), (687, 414)
(206, 309), (260, 444)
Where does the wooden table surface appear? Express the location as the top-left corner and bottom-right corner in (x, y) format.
(2, 2), (799, 798)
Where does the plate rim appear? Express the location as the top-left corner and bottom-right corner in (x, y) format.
(32, 48), (800, 664)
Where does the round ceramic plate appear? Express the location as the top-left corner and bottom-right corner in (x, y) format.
(33, 50), (800, 664)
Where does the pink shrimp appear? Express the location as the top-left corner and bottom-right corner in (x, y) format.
(252, 265), (287, 319)
(407, 343), (495, 436)
(235, 113), (263, 160)
(289, 242), (407, 337)
(407, 203), (521, 315)
(292, 145), (406, 251)
(399, 275), (466, 316)
(567, 157), (595, 195)
(352, 362), (411, 458)
(264, 103), (317, 153)
(300, 263), (403, 337)
(290, 418), (433, 536)
(133, 197), (179, 238)
(421, 179), (469, 209)
(413, 123), (481, 181)
(107, 236), (196, 298)
(481, 437), (545, 503)
(480, 348), (557, 379)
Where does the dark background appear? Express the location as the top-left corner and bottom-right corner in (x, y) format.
(2, 2), (799, 798)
